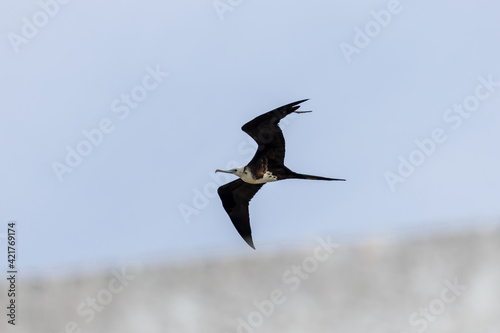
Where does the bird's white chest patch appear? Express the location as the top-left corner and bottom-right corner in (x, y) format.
(241, 170), (278, 184)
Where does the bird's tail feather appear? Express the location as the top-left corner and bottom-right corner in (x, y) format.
(290, 172), (345, 181)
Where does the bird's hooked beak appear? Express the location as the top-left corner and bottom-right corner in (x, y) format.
(215, 169), (233, 174)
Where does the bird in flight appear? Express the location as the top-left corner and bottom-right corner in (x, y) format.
(216, 99), (345, 249)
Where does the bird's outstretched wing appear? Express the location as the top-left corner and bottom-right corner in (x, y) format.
(217, 179), (264, 249)
(241, 99), (309, 168)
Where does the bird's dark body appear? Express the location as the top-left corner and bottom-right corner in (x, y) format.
(217, 99), (345, 249)
(244, 159), (293, 181)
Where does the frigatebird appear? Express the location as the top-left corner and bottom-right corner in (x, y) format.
(216, 99), (345, 249)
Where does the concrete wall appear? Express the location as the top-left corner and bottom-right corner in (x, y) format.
(3, 228), (500, 333)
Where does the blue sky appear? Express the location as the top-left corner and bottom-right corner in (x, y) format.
(1, 0), (500, 275)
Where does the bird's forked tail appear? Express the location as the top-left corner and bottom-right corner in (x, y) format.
(290, 172), (345, 181)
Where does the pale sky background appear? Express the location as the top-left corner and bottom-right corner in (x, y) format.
(1, 0), (500, 276)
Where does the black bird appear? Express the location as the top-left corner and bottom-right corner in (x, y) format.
(216, 99), (345, 249)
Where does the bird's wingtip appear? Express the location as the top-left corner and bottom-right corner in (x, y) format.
(244, 236), (256, 249)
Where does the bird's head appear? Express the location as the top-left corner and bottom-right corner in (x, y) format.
(215, 166), (245, 177)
